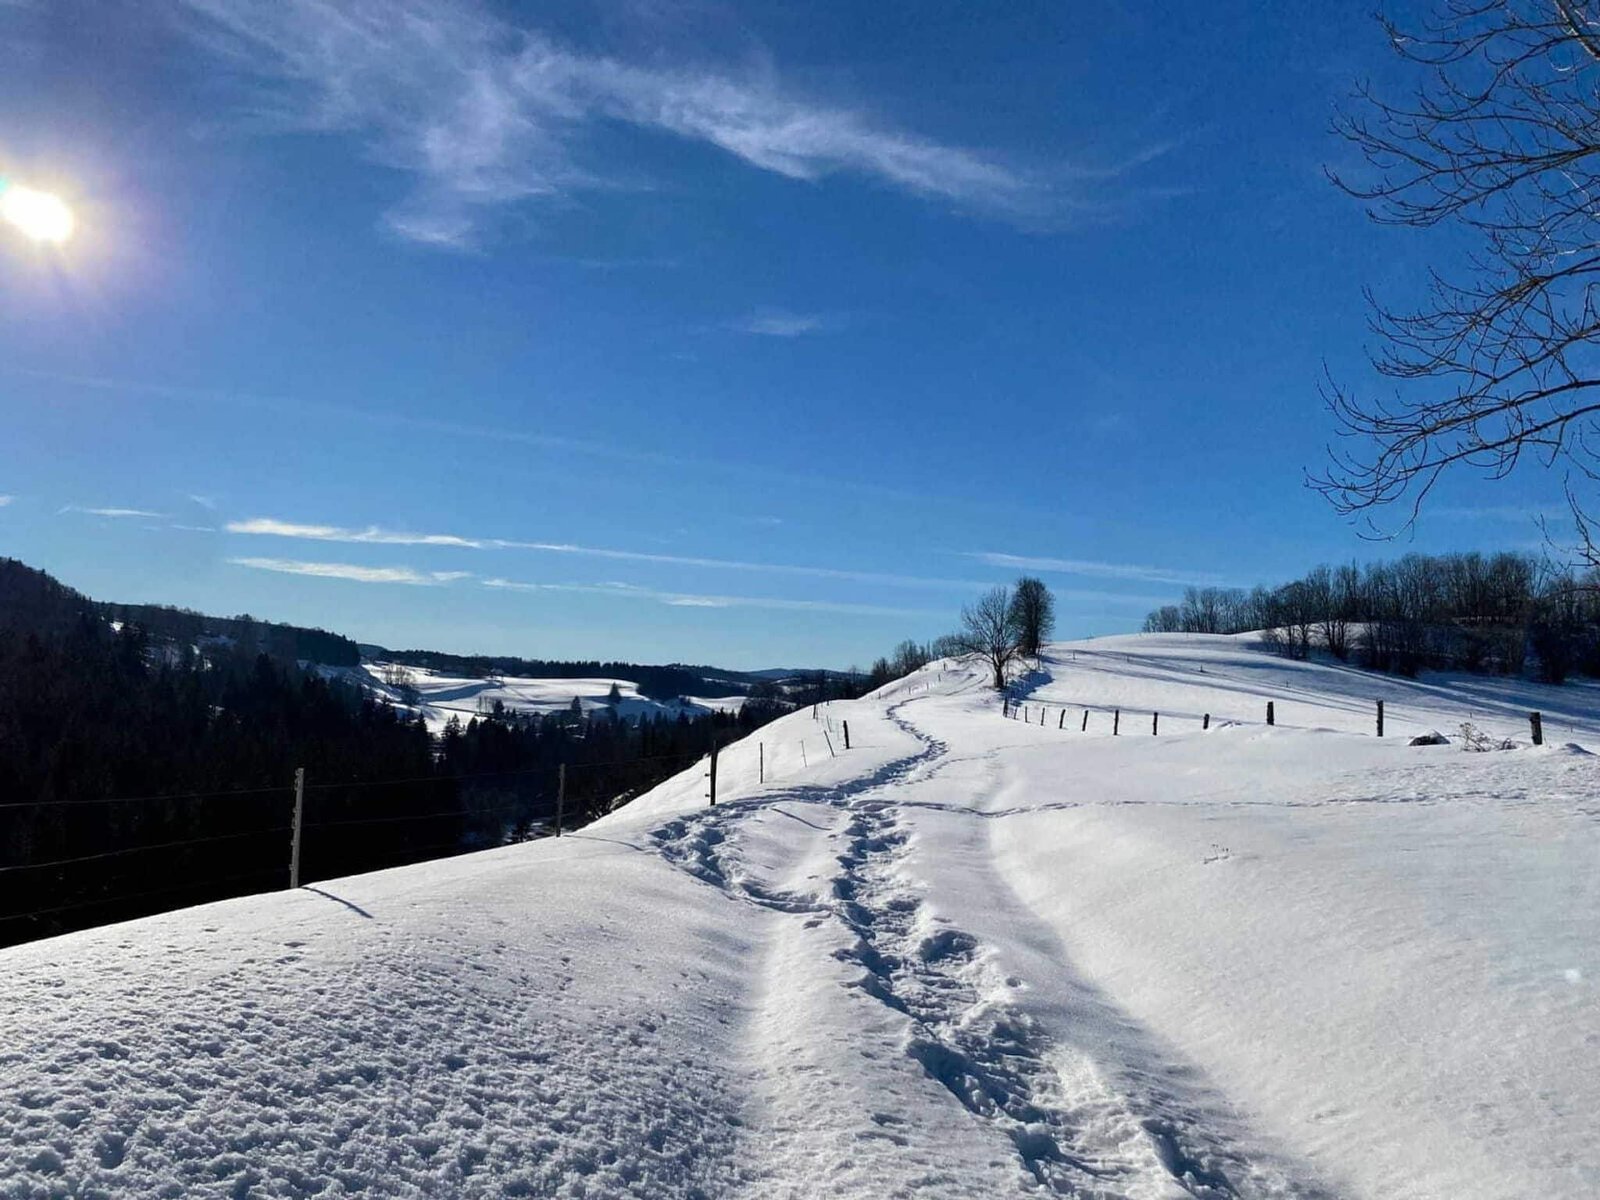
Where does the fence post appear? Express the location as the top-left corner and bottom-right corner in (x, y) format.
(823, 730), (836, 757)
(1113, 709), (1120, 736)
(1266, 701), (1275, 726)
(843, 721), (851, 750)
(1376, 700), (1384, 738)
(708, 734), (719, 806)
(759, 742), (764, 784)
(556, 763), (566, 836)
(1152, 712), (1159, 736)
(1058, 710), (1065, 730)
(1203, 713), (1210, 730)
(1081, 710), (1089, 732)
(1531, 711), (1544, 746)
(290, 767), (305, 888)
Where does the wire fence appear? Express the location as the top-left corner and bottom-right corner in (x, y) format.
(999, 692), (1565, 747)
(0, 744), (716, 947)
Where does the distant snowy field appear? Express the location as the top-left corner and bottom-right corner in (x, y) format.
(2, 634), (1596, 1198)
(346, 662), (747, 732)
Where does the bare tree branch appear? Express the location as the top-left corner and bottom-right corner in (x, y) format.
(1316, 1), (1600, 564)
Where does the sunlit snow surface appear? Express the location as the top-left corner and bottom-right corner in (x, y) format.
(2, 634), (1596, 1198)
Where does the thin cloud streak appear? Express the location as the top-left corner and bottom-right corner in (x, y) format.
(62, 505), (169, 519)
(729, 311), (827, 337)
(967, 551), (1229, 588)
(0, 495), (12, 507)
(172, 0), (1115, 246)
(228, 557), (472, 585)
(15, 366), (1115, 524)
(481, 577), (940, 619)
(225, 514), (985, 590)
(11, 366), (970, 513)
(227, 517), (483, 548)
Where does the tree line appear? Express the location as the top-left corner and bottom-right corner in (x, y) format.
(0, 559), (785, 947)
(1141, 551), (1600, 681)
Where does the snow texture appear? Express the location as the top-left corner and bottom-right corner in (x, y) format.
(2, 633), (1596, 1198)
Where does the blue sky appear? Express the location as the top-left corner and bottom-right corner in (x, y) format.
(0, 0), (1569, 668)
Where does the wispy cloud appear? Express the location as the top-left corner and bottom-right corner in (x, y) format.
(226, 514), (983, 589)
(481, 577), (937, 618)
(62, 505), (168, 519)
(187, 493), (218, 510)
(0, 495), (12, 507)
(226, 517), (483, 548)
(172, 0), (1106, 246)
(729, 311), (827, 338)
(966, 551), (1228, 588)
(228, 557), (472, 585)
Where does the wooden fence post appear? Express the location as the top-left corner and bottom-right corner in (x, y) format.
(556, 763), (566, 835)
(290, 767), (305, 888)
(1152, 712), (1159, 736)
(843, 721), (851, 750)
(1531, 711), (1544, 746)
(823, 731), (836, 757)
(1376, 700), (1384, 738)
(1113, 709), (1120, 736)
(707, 735), (719, 805)
(1058, 710), (1065, 730)
(1081, 710), (1089, 732)
(1266, 701), (1275, 726)
(1202, 713), (1210, 730)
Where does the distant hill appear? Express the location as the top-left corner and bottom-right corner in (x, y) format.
(0, 558), (840, 696)
(0, 558), (361, 664)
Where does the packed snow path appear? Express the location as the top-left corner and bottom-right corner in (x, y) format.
(2, 635), (1596, 1198)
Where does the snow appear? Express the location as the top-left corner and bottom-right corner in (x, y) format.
(348, 663), (747, 732)
(2, 634), (1597, 1198)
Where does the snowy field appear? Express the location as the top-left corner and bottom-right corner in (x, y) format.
(1, 634), (1596, 1198)
(349, 662), (747, 732)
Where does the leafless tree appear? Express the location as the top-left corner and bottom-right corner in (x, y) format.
(957, 586), (1022, 690)
(1316, 1), (1600, 560)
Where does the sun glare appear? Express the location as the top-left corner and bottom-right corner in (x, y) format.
(0, 183), (75, 244)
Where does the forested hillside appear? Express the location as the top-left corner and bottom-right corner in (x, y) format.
(0, 559), (789, 946)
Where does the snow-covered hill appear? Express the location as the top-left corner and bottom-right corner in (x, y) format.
(2, 634), (1596, 1198)
(346, 661), (747, 731)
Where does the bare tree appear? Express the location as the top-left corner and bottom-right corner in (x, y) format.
(1316, 1), (1600, 558)
(1007, 577), (1056, 658)
(957, 586), (1022, 690)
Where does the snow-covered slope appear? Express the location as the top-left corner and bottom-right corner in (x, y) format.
(349, 662), (747, 732)
(2, 635), (1596, 1198)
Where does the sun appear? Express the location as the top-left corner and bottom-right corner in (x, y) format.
(0, 184), (75, 245)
